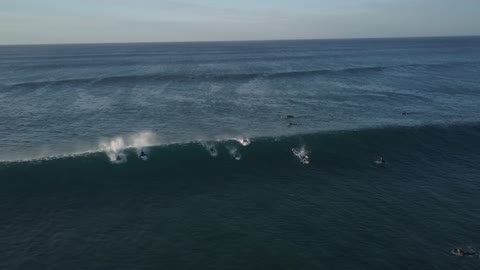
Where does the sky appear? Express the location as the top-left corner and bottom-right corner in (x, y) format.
(0, 0), (479, 44)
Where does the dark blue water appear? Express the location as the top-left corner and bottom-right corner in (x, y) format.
(1, 37), (480, 269)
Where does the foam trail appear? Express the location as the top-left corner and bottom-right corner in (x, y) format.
(292, 145), (310, 164)
(227, 145), (242, 161)
(203, 142), (218, 157)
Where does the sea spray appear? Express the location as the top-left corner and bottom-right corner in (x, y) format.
(99, 131), (158, 162)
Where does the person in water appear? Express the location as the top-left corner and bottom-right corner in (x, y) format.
(140, 150), (147, 158)
(116, 155), (122, 161)
(451, 248), (477, 256)
(375, 156), (386, 165)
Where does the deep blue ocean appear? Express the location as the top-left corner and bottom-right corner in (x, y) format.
(1, 37), (480, 269)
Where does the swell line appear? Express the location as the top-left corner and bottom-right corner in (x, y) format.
(3, 61), (478, 90)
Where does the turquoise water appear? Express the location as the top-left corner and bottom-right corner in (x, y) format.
(1, 37), (480, 269)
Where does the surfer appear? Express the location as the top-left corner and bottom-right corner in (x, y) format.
(401, 111), (408, 116)
(375, 156), (386, 165)
(116, 155), (122, 161)
(239, 138), (250, 146)
(292, 148), (310, 164)
(451, 248), (477, 256)
(206, 144), (218, 157)
(139, 150), (147, 159)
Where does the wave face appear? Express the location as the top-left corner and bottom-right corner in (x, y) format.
(1, 122), (479, 172)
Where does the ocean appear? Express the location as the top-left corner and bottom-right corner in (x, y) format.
(1, 37), (480, 269)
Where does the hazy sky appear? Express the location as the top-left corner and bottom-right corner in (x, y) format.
(1, 0), (479, 44)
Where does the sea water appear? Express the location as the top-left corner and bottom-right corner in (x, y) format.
(1, 37), (480, 269)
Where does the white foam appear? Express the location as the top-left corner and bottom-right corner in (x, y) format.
(203, 142), (218, 157)
(227, 146), (242, 161)
(292, 145), (310, 164)
(235, 137), (251, 146)
(0, 131), (258, 163)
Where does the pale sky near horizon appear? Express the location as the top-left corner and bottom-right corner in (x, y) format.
(0, 0), (479, 44)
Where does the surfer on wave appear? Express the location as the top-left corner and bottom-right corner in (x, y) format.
(139, 149), (148, 160)
(292, 148), (310, 164)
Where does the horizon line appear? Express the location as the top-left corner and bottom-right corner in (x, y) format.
(1, 34), (479, 47)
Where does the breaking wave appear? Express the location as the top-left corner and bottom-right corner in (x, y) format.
(1, 124), (479, 180)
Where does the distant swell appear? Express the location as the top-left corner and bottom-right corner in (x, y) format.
(3, 61), (478, 90)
